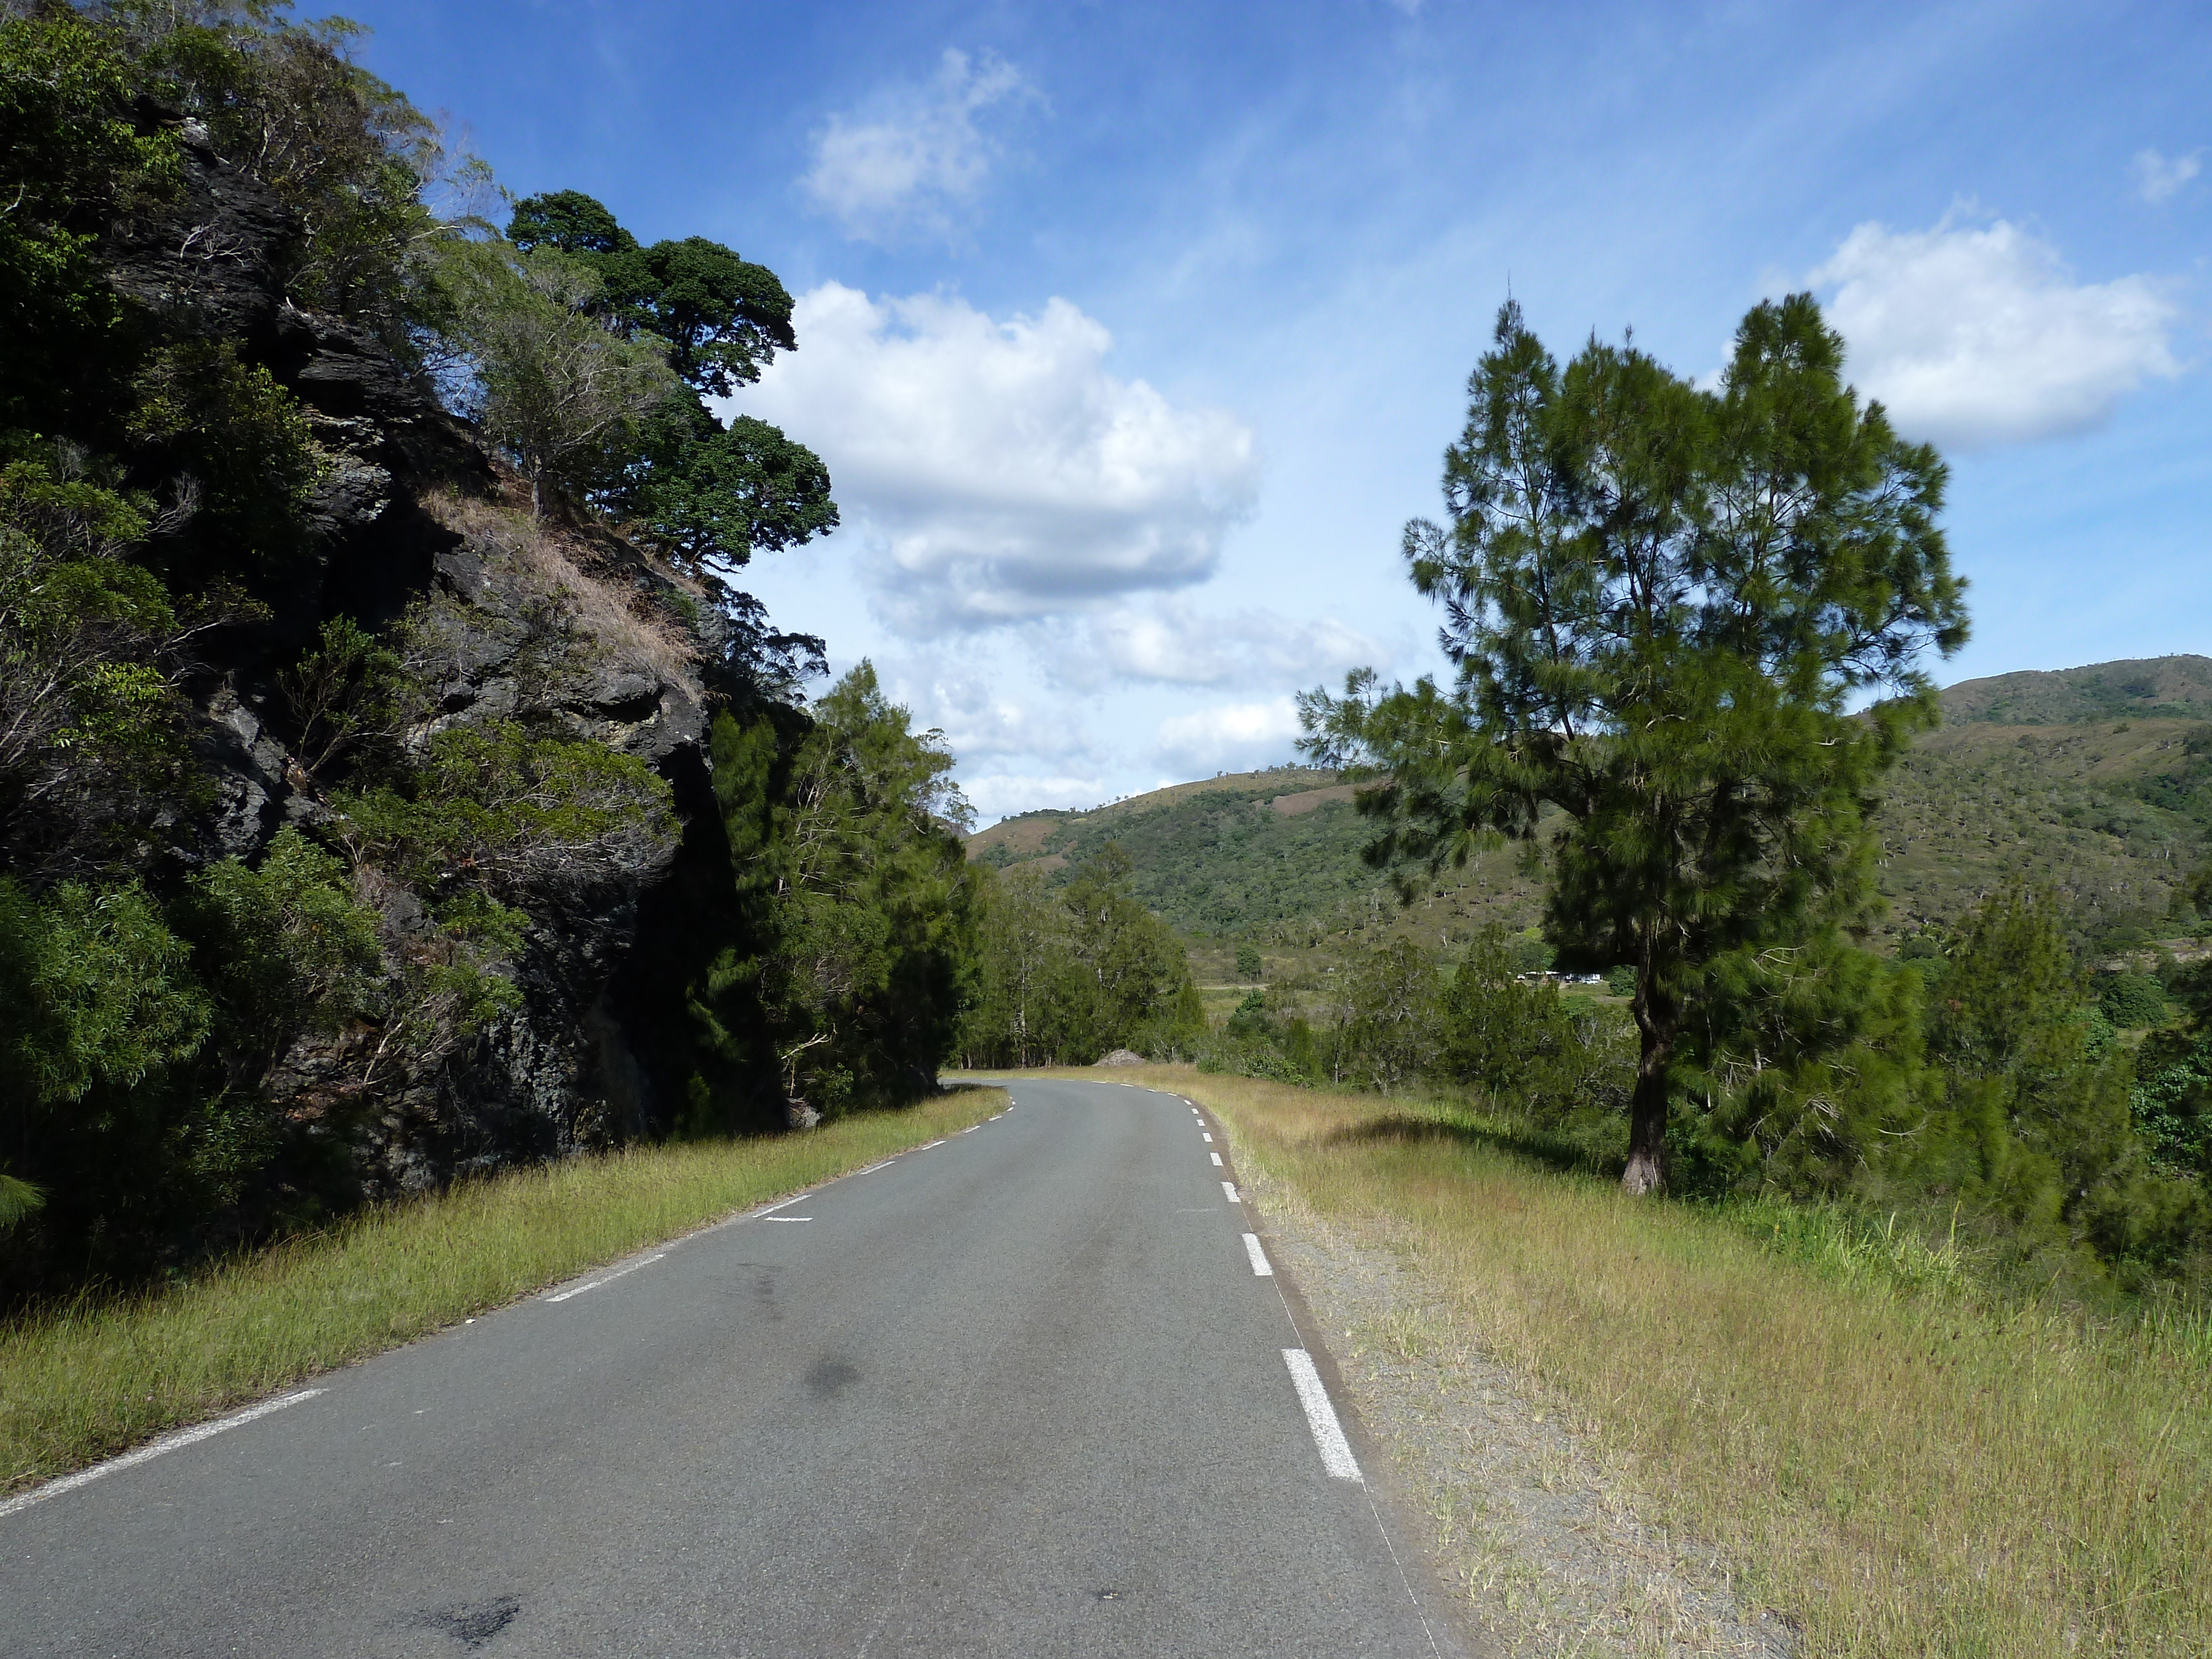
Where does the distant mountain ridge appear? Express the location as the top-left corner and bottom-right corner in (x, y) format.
(971, 658), (2212, 969)
(1940, 655), (2212, 727)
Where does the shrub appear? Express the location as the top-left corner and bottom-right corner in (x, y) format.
(179, 828), (384, 1086)
(335, 720), (677, 898)
(2098, 971), (2171, 1031)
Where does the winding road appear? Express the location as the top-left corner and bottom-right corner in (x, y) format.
(5, 1077), (1467, 1657)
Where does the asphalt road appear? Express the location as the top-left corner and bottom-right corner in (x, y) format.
(5, 1077), (1467, 1658)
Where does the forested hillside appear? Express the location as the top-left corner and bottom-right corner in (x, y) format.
(970, 655), (2212, 973)
(0, 5), (991, 1298)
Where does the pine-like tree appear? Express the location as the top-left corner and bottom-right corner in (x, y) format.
(1302, 296), (1966, 1192)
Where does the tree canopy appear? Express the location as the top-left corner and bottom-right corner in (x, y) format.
(487, 190), (834, 587)
(507, 190), (797, 398)
(1302, 294), (1968, 1193)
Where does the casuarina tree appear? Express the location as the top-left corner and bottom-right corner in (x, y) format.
(1301, 295), (1966, 1193)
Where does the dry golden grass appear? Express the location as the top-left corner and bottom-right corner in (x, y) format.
(422, 488), (700, 686)
(1, 1091), (1003, 1497)
(1007, 1064), (2212, 1657)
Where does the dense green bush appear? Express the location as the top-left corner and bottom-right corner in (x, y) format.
(1195, 890), (2212, 1294)
(677, 665), (982, 1126)
(2098, 971), (2171, 1030)
(178, 828), (383, 1086)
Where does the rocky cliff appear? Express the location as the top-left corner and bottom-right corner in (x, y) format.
(113, 134), (720, 1194)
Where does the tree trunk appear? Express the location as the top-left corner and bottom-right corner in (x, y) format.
(1623, 1043), (1670, 1194)
(1623, 974), (1674, 1196)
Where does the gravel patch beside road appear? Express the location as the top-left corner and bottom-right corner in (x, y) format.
(1250, 1162), (1799, 1658)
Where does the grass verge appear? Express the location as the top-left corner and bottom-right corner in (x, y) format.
(2, 1088), (1004, 1497)
(1001, 1064), (2211, 1657)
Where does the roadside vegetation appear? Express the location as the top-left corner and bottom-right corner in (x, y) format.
(956, 846), (1205, 1067)
(1, 1087), (1003, 1497)
(1066, 1062), (2212, 1656)
(1184, 894), (2212, 1307)
(0, 5), (978, 1303)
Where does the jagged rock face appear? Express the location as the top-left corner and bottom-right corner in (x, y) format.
(347, 505), (714, 1194)
(107, 138), (713, 1195)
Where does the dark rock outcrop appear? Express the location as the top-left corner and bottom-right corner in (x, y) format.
(105, 134), (715, 1194)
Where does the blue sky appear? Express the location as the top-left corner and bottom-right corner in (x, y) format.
(341, 0), (2210, 822)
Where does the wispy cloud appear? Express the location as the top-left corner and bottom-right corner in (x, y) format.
(804, 50), (1035, 243)
(886, 664), (1093, 764)
(1152, 696), (1303, 773)
(1812, 214), (2181, 448)
(2131, 147), (2203, 205)
(1053, 601), (1380, 692)
(734, 283), (1260, 632)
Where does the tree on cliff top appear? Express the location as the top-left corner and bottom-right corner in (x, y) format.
(1301, 295), (1966, 1194)
(501, 190), (837, 590)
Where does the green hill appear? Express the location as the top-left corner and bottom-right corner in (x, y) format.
(969, 658), (2212, 976)
(1939, 655), (2212, 726)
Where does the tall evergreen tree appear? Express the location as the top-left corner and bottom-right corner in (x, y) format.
(1302, 295), (1966, 1192)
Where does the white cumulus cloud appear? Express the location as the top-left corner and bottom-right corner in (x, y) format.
(2132, 147), (2203, 205)
(1152, 696), (1303, 774)
(886, 664), (1093, 763)
(1812, 216), (2181, 448)
(804, 50), (1033, 242)
(735, 284), (1260, 632)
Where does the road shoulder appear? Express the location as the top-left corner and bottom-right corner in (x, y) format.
(1244, 1157), (1796, 1659)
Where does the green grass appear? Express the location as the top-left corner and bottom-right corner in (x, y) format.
(1004, 1062), (2212, 1657)
(0, 1088), (1004, 1496)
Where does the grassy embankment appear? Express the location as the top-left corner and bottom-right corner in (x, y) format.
(1014, 1063), (2211, 1657)
(2, 1088), (1004, 1497)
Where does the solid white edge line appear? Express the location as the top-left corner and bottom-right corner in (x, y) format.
(0, 1387), (326, 1521)
(1243, 1232), (1274, 1276)
(1222, 1180), (1240, 1202)
(544, 1249), (668, 1303)
(1283, 1349), (1361, 1480)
